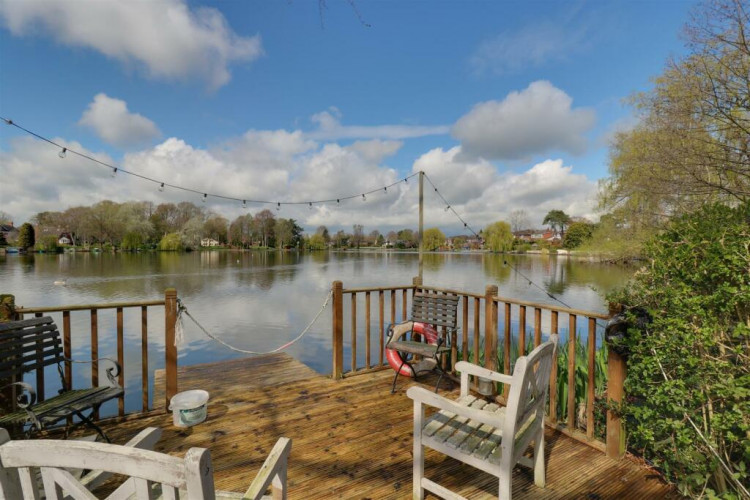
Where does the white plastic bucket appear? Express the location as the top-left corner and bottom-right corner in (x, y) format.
(169, 390), (209, 427)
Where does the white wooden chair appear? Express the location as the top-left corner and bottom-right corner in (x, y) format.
(407, 338), (557, 500)
(0, 427), (291, 500)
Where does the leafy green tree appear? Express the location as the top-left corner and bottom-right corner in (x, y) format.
(351, 224), (364, 248)
(542, 210), (571, 239)
(203, 215), (228, 244)
(484, 221), (513, 252)
(316, 225), (331, 245)
(307, 233), (327, 250)
(563, 221), (594, 249)
(17, 222), (35, 250)
(121, 232), (144, 251)
(609, 202), (749, 497)
(599, 0), (749, 249)
(422, 227), (445, 251)
(158, 233), (184, 251)
(254, 209), (275, 247)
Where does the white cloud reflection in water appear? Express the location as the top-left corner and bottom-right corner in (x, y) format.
(1, 251), (632, 415)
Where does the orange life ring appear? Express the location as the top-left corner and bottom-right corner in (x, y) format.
(386, 322), (440, 377)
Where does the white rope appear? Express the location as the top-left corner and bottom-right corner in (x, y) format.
(651, 347), (750, 498)
(175, 290), (333, 355)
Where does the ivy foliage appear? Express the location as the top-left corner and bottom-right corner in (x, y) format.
(609, 202), (749, 498)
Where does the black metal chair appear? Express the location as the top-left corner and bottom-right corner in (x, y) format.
(385, 291), (459, 393)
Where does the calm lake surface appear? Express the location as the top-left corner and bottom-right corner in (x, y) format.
(1, 251), (633, 413)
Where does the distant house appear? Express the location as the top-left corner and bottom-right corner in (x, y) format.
(201, 238), (220, 247)
(0, 223), (19, 243)
(513, 229), (559, 242)
(58, 233), (74, 246)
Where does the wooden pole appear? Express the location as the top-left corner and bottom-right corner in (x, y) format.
(606, 349), (627, 459)
(418, 171), (424, 281)
(165, 288), (178, 409)
(332, 281), (344, 379)
(484, 285), (499, 396)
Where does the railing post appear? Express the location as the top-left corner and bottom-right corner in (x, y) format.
(606, 349), (627, 459)
(484, 285), (498, 396)
(0, 294), (15, 413)
(332, 281), (344, 379)
(165, 288), (178, 409)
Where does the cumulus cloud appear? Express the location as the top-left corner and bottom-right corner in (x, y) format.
(307, 108), (449, 141)
(1, 131), (597, 234)
(452, 81), (596, 160)
(0, 0), (263, 89)
(79, 94), (161, 147)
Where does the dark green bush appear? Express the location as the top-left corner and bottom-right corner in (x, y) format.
(609, 202), (749, 498)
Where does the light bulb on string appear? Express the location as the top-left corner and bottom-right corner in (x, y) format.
(362, 193), (366, 201)
(384, 186), (387, 193)
(202, 193), (207, 203)
(242, 200), (247, 208)
(276, 202), (281, 211)
(159, 183), (164, 192)
(309, 202), (313, 210)
(404, 178), (408, 183)
(445, 205), (451, 212)
(336, 199), (340, 204)
(58, 147), (67, 159)
(111, 167), (117, 178)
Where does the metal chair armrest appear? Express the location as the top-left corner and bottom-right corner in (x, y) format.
(65, 357), (122, 386)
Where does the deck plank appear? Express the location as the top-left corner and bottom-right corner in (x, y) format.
(88, 354), (675, 499)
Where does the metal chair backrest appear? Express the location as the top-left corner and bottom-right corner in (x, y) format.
(411, 291), (459, 330)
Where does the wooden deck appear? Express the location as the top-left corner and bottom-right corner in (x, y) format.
(91, 354), (674, 499)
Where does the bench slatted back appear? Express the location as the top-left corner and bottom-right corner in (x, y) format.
(0, 316), (64, 380)
(411, 292), (459, 330)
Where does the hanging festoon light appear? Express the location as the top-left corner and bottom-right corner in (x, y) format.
(362, 193), (366, 201)
(384, 186), (387, 193)
(309, 202), (313, 210)
(159, 182), (165, 192)
(111, 167), (118, 178)
(276, 202), (281, 211)
(58, 147), (67, 159)
(445, 205), (451, 212)
(202, 193), (207, 203)
(242, 200), (247, 208)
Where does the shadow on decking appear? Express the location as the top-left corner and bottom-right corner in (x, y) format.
(82, 353), (673, 499)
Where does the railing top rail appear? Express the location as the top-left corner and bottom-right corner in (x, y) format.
(492, 295), (610, 320)
(342, 285), (416, 294)
(17, 300), (166, 314)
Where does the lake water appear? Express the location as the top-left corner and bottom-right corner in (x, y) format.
(0, 251), (633, 413)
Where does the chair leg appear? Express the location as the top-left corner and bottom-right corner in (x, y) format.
(533, 429), (545, 488)
(72, 408), (110, 443)
(499, 471), (512, 500)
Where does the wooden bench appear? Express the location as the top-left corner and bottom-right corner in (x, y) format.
(0, 316), (123, 441)
(0, 427), (292, 499)
(407, 339), (557, 500)
(385, 291), (459, 393)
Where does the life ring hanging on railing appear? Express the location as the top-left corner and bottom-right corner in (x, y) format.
(385, 322), (440, 377)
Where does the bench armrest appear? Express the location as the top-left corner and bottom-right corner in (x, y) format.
(455, 361), (513, 385)
(243, 437), (292, 500)
(0, 382), (36, 409)
(385, 321), (414, 346)
(81, 427), (163, 490)
(66, 357), (122, 386)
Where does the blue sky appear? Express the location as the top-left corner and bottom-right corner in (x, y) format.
(0, 0), (693, 233)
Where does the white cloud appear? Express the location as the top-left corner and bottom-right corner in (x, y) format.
(470, 21), (590, 76)
(452, 81), (596, 160)
(0, 0), (263, 89)
(307, 109), (449, 141)
(1, 133), (598, 234)
(79, 94), (161, 147)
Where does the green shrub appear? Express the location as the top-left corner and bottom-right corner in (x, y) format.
(158, 233), (184, 251)
(609, 202), (749, 497)
(35, 235), (60, 253)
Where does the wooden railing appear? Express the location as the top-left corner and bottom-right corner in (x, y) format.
(13, 288), (178, 417)
(331, 279), (624, 458)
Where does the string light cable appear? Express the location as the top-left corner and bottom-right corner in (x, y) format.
(421, 172), (576, 311)
(0, 116), (419, 207)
